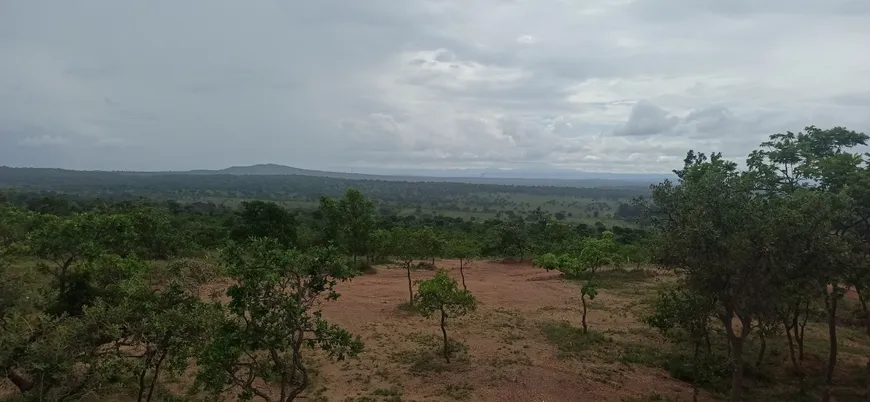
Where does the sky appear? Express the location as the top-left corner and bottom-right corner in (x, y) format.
(1, 0), (869, 174)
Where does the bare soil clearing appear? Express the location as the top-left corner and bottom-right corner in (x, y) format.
(310, 259), (699, 402)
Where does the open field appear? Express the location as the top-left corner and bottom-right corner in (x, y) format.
(176, 260), (870, 402)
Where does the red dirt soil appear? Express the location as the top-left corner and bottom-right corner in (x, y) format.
(310, 259), (701, 402)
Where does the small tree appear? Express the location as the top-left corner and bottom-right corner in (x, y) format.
(645, 286), (716, 402)
(577, 231), (618, 275)
(446, 235), (480, 290)
(392, 227), (421, 303)
(417, 226), (444, 266)
(195, 238), (363, 402)
(579, 281), (599, 334)
(414, 270), (476, 362)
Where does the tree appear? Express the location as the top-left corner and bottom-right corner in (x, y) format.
(577, 231), (619, 275)
(533, 252), (598, 333)
(85, 261), (218, 402)
(417, 226), (444, 266)
(26, 212), (139, 316)
(649, 150), (848, 402)
(413, 269), (477, 362)
(445, 235), (480, 290)
(338, 189), (376, 263)
(230, 201), (297, 247)
(644, 286), (715, 402)
(392, 227), (421, 303)
(579, 281), (599, 334)
(195, 238), (363, 402)
(747, 125), (869, 400)
(486, 221), (528, 260)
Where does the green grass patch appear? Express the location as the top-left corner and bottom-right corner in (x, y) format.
(593, 268), (658, 290)
(540, 320), (611, 358)
(440, 381), (474, 400)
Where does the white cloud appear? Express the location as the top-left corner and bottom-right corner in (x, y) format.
(0, 0), (868, 173)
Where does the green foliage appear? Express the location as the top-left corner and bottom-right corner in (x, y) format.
(194, 238), (363, 402)
(413, 270), (476, 362)
(230, 200), (297, 247)
(416, 226), (444, 264)
(540, 321), (610, 358)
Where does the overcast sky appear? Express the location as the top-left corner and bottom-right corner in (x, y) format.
(1, 0), (869, 174)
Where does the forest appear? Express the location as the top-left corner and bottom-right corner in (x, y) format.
(0, 125), (869, 402)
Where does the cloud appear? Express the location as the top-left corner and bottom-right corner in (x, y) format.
(0, 0), (868, 173)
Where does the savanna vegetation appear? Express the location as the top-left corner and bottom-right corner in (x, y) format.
(0, 125), (868, 402)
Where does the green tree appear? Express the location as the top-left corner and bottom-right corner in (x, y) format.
(650, 150), (848, 402)
(645, 286), (716, 402)
(746, 125), (869, 400)
(230, 200), (297, 247)
(445, 234), (480, 290)
(339, 189), (376, 263)
(413, 269), (477, 362)
(577, 231), (619, 274)
(533, 252), (598, 333)
(195, 238), (363, 402)
(417, 226), (444, 266)
(26, 212), (138, 316)
(486, 221), (528, 260)
(392, 227), (422, 303)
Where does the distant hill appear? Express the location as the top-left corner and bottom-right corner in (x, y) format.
(0, 164), (669, 189)
(172, 164), (668, 188)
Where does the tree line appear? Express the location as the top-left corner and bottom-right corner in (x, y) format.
(637, 126), (868, 401)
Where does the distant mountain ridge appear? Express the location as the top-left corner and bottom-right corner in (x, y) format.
(175, 164), (668, 187)
(0, 163), (671, 188)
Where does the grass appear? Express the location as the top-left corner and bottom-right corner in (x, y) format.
(540, 320), (612, 358)
(439, 381), (474, 400)
(591, 268), (659, 290)
(391, 339), (469, 376)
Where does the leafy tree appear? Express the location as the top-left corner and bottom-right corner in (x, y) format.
(533, 253), (598, 333)
(445, 235), (480, 290)
(645, 286), (716, 402)
(486, 221), (528, 259)
(747, 125), (869, 399)
(417, 226), (444, 266)
(650, 150), (848, 402)
(578, 281), (599, 334)
(26, 212), (139, 316)
(413, 269), (477, 362)
(369, 228), (393, 263)
(230, 200), (297, 247)
(392, 227), (422, 303)
(577, 231), (619, 274)
(195, 238), (362, 402)
(338, 189), (376, 263)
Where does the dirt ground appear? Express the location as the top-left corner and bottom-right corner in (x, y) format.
(305, 259), (699, 402)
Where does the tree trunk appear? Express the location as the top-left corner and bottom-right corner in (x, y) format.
(581, 294), (588, 334)
(406, 265), (413, 304)
(729, 338), (746, 402)
(145, 352), (167, 402)
(784, 323), (801, 375)
(441, 308), (450, 363)
(459, 259), (467, 291)
(798, 299), (809, 361)
(136, 352), (155, 402)
(755, 333), (767, 371)
(692, 339), (701, 402)
(822, 286), (840, 402)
